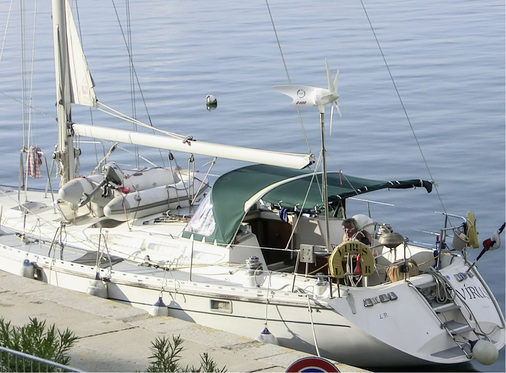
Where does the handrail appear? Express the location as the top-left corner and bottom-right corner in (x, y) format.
(0, 346), (84, 372)
(466, 265), (506, 330)
(406, 277), (472, 359)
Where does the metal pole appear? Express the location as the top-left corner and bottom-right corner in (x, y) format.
(52, 0), (75, 186)
(320, 111), (331, 252)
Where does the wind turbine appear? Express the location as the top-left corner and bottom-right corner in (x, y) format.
(273, 59), (342, 253)
(273, 59), (341, 134)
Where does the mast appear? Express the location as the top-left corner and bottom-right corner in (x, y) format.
(52, 0), (75, 186)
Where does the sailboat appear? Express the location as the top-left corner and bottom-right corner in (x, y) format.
(0, 0), (504, 369)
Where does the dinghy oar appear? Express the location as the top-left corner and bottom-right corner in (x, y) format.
(467, 222), (505, 273)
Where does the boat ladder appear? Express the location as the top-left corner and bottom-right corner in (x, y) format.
(412, 280), (475, 359)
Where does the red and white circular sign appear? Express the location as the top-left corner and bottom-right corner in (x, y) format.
(286, 356), (340, 373)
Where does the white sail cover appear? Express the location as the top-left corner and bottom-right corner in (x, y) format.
(65, 1), (97, 107)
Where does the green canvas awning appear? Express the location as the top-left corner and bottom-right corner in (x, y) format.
(183, 164), (433, 245)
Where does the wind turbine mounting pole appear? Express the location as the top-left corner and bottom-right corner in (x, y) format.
(319, 108), (331, 252)
(273, 59), (341, 253)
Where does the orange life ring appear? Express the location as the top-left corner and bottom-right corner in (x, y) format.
(328, 241), (375, 279)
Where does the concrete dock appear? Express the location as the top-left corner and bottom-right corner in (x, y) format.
(0, 271), (366, 372)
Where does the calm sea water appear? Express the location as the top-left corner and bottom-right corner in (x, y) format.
(0, 0), (504, 370)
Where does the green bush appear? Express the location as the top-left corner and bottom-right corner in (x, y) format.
(0, 317), (77, 372)
(146, 335), (226, 372)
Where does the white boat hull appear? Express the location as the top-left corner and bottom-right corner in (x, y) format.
(0, 207), (503, 369)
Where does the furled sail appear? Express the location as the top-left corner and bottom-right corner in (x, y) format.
(65, 0), (97, 107)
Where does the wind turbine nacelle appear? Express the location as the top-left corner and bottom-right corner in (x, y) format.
(273, 85), (323, 108)
(273, 87), (337, 109)
(312, 88), (327, 106)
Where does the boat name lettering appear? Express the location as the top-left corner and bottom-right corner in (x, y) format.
(454, 284), (490, 300)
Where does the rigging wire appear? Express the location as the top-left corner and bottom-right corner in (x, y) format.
(71, 1), (172, 170)
(19, 0), (26, 149)
(0, 0), (14, 66)
(25, 0), (39, 189)
(68, 4), (187, 162)
(71, 0), (100, 169)
(265, 0), (311, 156)
(125, 0), (139, 168)
(284, 153), (324, 252)
(110, 0), (166, 167)
(97, 102), (186, 140)
(359, 0), (447, 214)
(13, 0), (40, 201)
(19, 0), (39, 149)
(110, 0), (152, 128)
(0, 2), (54, 127)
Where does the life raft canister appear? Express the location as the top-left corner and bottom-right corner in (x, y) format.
(328, 241), (375, 279)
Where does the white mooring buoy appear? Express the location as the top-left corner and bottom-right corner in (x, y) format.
(205, 94), (218, 111)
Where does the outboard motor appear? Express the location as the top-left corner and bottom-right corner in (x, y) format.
(78, 162), (124, 207)
(102, 162), (124, 186)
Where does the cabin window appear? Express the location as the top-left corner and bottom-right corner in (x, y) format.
(210, 299), (232, 313)
(184, 194), (215, 236)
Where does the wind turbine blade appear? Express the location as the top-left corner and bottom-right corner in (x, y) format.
(325, 59), (334, 93)
(333, 70), (339, 94)
(334, 101), (342, 117)
(330, 104), (334, 136)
